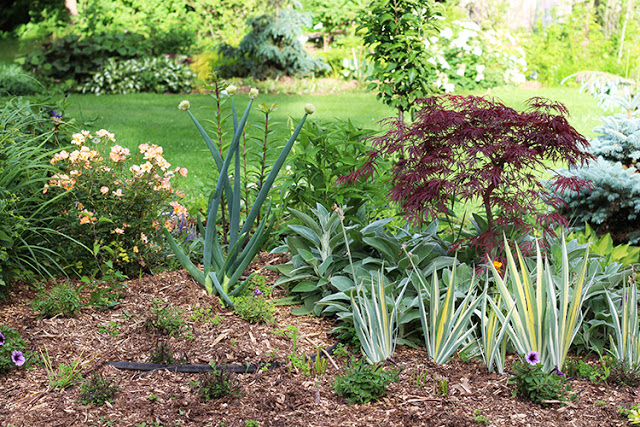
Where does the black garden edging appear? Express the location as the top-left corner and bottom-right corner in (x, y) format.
(106, 342), (340, 374)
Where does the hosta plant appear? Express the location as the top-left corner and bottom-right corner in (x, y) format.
(165, 92), (312, 308)
(567, 223), (640, 267)
(81, 55), (196, 95)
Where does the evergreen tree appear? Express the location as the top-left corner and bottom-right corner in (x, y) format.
(554, 91), (640, 244)
(217, 1), (328, 78)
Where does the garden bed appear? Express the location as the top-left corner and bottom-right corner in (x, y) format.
(0, 254), (636, 427)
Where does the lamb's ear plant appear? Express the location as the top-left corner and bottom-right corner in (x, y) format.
(164, 93), (313, 308)
(490, 235), (590, 372)
(270, 203), (350, 316)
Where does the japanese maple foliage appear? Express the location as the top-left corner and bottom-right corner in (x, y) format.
(339, 95), (594, 257)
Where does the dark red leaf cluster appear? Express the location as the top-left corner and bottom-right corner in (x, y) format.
(339, 95), (595, 257)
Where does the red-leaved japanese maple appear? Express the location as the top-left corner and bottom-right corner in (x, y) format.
(339, 95), (594, 257)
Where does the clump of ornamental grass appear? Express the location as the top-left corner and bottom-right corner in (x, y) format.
(338, 95), (594, 259)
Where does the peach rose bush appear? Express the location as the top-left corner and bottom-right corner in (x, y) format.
(43, 129), (189, 277)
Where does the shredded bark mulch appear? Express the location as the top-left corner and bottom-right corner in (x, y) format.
(0, 253), (638, 426)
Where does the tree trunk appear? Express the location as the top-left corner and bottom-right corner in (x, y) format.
(65, 0), (78, 16)
(618, 0), (635, 63)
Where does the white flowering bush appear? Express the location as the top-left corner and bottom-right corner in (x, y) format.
(423, 20), (527, 93)
(43, 129), (189, 276)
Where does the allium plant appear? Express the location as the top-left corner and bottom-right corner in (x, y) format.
(165, 90), (312, 308)
(339, 95), (594, 258)
(43, 130), (188, 276)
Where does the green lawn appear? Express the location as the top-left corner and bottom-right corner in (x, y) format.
(64, 92), (397, 193)
(62, 87), (605, 195)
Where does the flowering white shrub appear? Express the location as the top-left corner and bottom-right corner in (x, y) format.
(423, 20), (527, 93)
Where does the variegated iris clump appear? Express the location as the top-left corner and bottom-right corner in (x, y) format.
(43, 129), (189, 276)
(488, 236), (591, 373)
(165, 89), (314, 308)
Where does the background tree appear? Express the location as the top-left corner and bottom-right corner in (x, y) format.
(359, 0), (441, 121)
(216, 0), (328, 78)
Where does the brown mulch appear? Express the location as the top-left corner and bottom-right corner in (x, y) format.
(0, 252), (638, 427)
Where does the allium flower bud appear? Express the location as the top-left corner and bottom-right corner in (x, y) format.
(226, 84), (238, 95)
(304, 103), (316, 115)
(178, 100), (190, 111)
(249, 88), (259, 99)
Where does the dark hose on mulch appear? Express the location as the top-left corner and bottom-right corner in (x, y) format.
(106, 342), (340, 374)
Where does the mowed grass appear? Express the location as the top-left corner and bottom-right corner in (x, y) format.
(58, 87), (604, 196)
(64, 92), (396, 192)
(0, 83), (605, 224)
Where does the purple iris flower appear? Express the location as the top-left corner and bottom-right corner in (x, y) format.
(253, 288), (264, 297)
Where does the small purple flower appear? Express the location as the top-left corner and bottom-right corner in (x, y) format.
(0, 332), (5, 346)
(48, 109), (62, 119)
(525, 351), (540, 366)
(11, 350), (25, 367)
(253, 288), (264, 297)
(552, 365), (566, 377)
